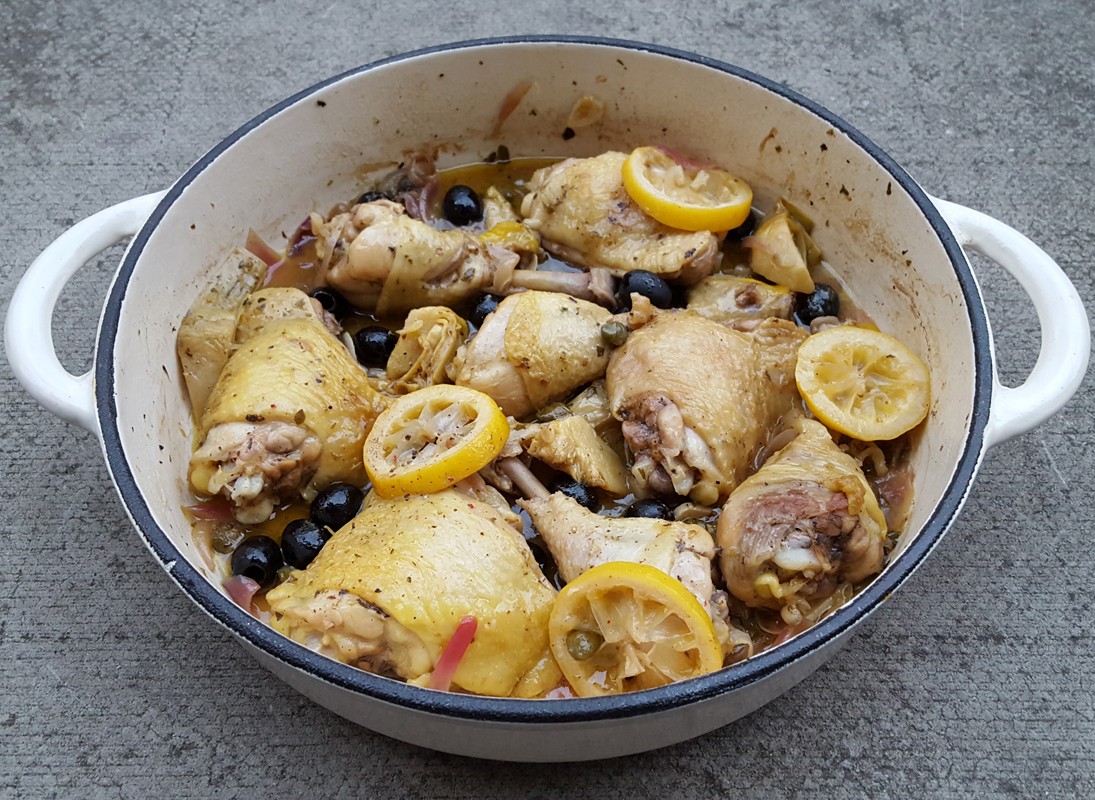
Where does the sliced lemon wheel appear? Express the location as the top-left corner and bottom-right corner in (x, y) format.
(363, 385), (509, 498)
(548, 562), (723, 697)
(795, 325), (931, 441)
(621, 146), (752, 232)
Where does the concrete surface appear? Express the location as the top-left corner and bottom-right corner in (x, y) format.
(2, 0), (1092, 797)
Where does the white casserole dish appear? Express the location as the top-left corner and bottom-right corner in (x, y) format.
(6, 37), (1089, 761)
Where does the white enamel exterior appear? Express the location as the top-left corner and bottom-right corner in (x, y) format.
(5, 191), (165, 432)
(929, 197), (1089, 447)
(5, 40), (1089, 761)
(248, 636), (845, 762)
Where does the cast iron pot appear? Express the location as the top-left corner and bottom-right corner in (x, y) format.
(6, 38), (1089, 761)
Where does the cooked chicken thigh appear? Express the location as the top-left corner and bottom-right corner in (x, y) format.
(607, 311), (790, 505)
(189, 288), (384, 523)
(453, 290), (613, 417)
(233, 285), (339, 342)
(686, 275), (794, 327)
(325, 200), (518, 315)
(267, 489), (560, 697)
(717, 417), (887, 623)
(520, 153), (721, 283)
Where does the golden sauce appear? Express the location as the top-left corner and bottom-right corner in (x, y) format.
(435, 157), (557, 215)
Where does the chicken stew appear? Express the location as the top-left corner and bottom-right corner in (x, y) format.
(178, 147), (929, 698)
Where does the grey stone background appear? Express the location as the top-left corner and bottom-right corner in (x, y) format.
(2, 0), (1092, 797)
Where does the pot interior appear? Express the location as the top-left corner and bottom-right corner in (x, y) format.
(105, 39), (982, 684)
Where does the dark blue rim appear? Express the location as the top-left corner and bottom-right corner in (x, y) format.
(97, 36), (992, 725)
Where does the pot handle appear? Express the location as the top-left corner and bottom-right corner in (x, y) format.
(930, 196), (1090, 449)
(4, 191), (167, 434)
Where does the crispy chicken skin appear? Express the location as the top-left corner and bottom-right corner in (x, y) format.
(189, 288), (384, 523)
(520, 153), (721, 283)
(267, 489), (560, 697)
(717, 417), (887, 619)
(325, 200), (518, 315)
(453, 290), (613, 417)
(607, 310), (801, 505)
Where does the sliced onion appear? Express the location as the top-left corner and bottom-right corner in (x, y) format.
(428, 615), (478, 692)
(245, 229), (282, 267)
(186, 502), (236, 523)
(224, 575), (261, 614)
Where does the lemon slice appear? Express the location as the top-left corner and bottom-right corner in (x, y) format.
(621, 146), (752, 232)
(548, 562), (723, 697)
(479, 220), (540, 254)
(363, 385), (509, 498)
(795, 325), (931, 441)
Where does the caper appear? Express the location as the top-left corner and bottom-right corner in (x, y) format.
(536, 402), (570, 422)
(566, 629), (604, 661)
(210, 525), (245, 554)
(276, 565), (296, 584)
(600, 320), (629, 347)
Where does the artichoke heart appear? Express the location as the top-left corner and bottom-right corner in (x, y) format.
(744, 200), (822, 294)
(523, 415), (629, 495)
(385, 306), (468, 394)
(267, 489), (560, 697)
(482, 185), (520, 228)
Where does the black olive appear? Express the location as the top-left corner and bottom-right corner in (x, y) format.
(614, 270), (673, 311)
(553, 478), (598, 511)
(309, 287), (348, 318)
(311, 482), (365, 531)
(354, 326), (399, 368)
(230, 535), (283, 588)
(795, 283), (840, 324)
(442, 185), (483, 226)
(470, 294), (501, 327)
(624, 498), (675, 520)
(281, 518), (332, 569)
(357, 190), (391, 204)
(725, 209), (757, 240)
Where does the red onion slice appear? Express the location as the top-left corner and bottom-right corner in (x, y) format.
(245, 229), (282, 267)
(428, 615), (478, 692)
(186, 502), (236, 523)
(224, 575), (261, 614)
